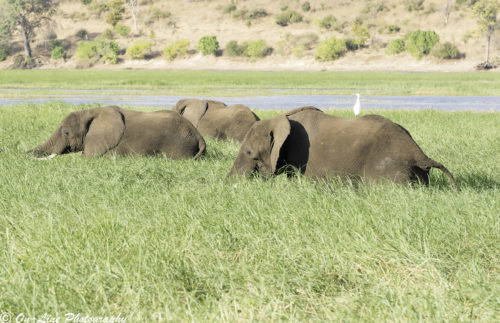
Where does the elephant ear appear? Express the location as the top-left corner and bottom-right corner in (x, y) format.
(83, 107), (125, 157)
(270, 115), (291, 173)
(177, 99), (208, 128)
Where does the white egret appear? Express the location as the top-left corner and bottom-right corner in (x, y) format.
(353, 93), (361, 116)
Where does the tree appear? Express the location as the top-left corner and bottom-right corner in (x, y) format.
(128, 0), (139, 34)
(0, 0), (58, 58)
(473, 0), (499, 65)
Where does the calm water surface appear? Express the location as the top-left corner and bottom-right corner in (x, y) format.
(0, 90), (498, 111)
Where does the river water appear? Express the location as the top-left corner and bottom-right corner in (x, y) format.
(0, 90), (498, 111)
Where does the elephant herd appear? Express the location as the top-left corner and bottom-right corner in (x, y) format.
(28, 99), (456, 187)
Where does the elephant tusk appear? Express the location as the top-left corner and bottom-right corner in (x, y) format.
(36, 153), (57, 160)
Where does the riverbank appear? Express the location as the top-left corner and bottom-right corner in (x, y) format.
(1, 70), (499, 97)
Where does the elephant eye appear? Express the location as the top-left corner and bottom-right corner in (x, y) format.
(246, 150), (252, 155)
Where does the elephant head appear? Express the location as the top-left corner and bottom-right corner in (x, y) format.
(228, 115), (290, 177)
(173, 99), (226, 127)
(27, 106), (125, 158)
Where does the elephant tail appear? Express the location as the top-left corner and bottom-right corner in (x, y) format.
(422, 158), (457, 188)
(194, 137), (206, 160)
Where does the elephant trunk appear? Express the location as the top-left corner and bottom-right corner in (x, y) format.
(27, 126), (66, 157)
(227, 154), (256, 178)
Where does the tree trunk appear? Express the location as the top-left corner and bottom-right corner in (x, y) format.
(21, 23), (32, 58)
(444, 0), (451, 25)
(485, 28), (492, 65)
(132, 11), (138, 34)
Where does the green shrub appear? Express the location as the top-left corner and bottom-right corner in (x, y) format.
(48, 39), (63, 50)
(232, 9), (249, 20)
(430, 41), (460, 59)
(385, 39), (406, 55)
(406, 30), (439, 59)
(144, 7), (172, 25)
(275, 10), (303, 26)
(76, 38), (120, 65)
(223, 4), (237, 14)
(50, 46), (65, 59)
(315, 37), (348, 61)
(75, 29), (89, 40)
(302, 1), (311, 12)
(81, 0), (92, 4)
(0, 44), (10, 61)
(386, 24), (401, 34)
(249, 9), (268, 19)
(361, 2), (389, 15)
(163, 39), (190, 61)
(245, 39), (271, 61)
(198, 36), (219, 55)
(404, 0), (425, 12)
(126, 40), (152, 59)
(102, 28), (114, 39)
(225, 40), (248, 57)
(352, 22), (370, 47)
(105, 0), (125, 26)
(345, 38), (359, 51)
(88, 1), (109, 18)
(316, 15), (340, 31)
(456, 0), (479, 6)
(115, 24), (130, 37)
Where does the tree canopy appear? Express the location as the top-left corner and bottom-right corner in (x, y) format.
(0, 0), (58, 58)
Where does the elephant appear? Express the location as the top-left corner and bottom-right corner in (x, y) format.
(228, 106), (456, 187)
(27, 106), (206, 159)
(173, 99), (260, 142)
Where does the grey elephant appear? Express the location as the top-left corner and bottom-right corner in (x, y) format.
(228, 106), (456, 187)
(28, 106), (206, 159)
(173, 99), (260, 142)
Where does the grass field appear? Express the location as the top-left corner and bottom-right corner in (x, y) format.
(0, 102), (499, 321)
(0, 70), (500, 96)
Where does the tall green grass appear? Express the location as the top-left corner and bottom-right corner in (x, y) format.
(0, 70), (499, 96)
(0, 102), (499, 321)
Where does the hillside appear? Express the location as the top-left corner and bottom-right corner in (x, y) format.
(1, 0), (499, 71)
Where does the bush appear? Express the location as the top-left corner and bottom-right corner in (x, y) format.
(76, 38), (120, 65)
(223, 4), (237, 14)
(352, 22), (370, 47)
(115, 24), (130, 37)
(317, 15), (340, 31)
(81, 0), (92, 4)
(105, 0), (125, 26)
(75, 29), (89, 40)
(315, 37), (348, 61)
(225, 40), (248, 57)
(144, 7), (172, 25)
(302, 1), (311, 12)
(126, 40), (152, 59)
(275, 10), (303, 26)
(430, 42), (460, 59)
(88, 1), (109, 18)
(404, 0), (425, 12)
(198, 36), (219, 55)
(386, 39), (406, 55)
(232, 8), (267, 21)
(245, 39), (271, 61)
(48, 39), (63, 50)
(102, 28), (114, 39)
(0, 44), (10, 61)
(406, 30), (439, 59)
(163, 39), (190, 61)
(248, 9), (268, 19)
(51, 46), (65, 59)
(386, 24), (401, 34)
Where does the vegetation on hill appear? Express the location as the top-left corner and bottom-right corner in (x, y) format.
(0, 0), (498, 70)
